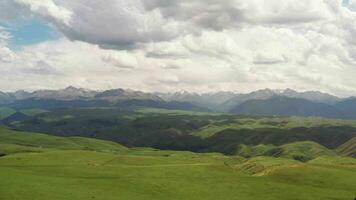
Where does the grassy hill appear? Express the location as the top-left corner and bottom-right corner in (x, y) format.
(338, 137), (356, 158)
(7, 108), (356, 154)
(234, 141), (336, 161)
(0, 127), (127, 155)
(0, 127), (355, 200)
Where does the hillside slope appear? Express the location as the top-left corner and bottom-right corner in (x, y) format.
(233, 141), (336, 161)
(0, 127), (127, 155)
(338, 137), (356, 158)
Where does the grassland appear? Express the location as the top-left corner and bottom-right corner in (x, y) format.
(192, 117), (356, 138)
(0, 127), (355, 200)
(235, 141), (336, 161)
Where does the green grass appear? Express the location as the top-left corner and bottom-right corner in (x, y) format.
(0, 126), (127, 155)
(338, 137), (356, 158)
(279, 141), (336, 161)
(0, 107), (16, 120)
(308, 155), (356, 166)
(192, 117), (356, 138)
(235, 141), (336, 161)
(0, 127), (355, 200)
(0, 150), (355, 200)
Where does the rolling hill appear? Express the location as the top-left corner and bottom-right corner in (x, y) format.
(0, 126), (127, 155)
(0, 127), (355, 200)
(338, 137), (356, 158)
(7, 108), (356, 155)
(235, 141), (336, 161)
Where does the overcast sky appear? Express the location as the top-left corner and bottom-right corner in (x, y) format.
(1, 0), (356, 96)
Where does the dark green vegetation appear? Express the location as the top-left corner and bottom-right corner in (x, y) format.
(0, 127), (355, 200)
(4, 107), (356, 157)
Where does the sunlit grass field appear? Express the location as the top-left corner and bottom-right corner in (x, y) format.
(0, 127), (355, 200)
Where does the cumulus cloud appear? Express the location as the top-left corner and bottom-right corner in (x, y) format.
(143, 0), (330, 27)
(9, 0), (344, 48)
(14, 0), (72, 25)
(1, 0), (356, 97)
(15, 0), (181, 48)
(102, 51), (139, 69)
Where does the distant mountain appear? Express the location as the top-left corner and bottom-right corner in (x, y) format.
(0, 112), (30, 125)
(219, 89), (276, 112)
(29, 86), (98, 101)
(280, 89), (340, 104)
(219, 89), (340, 112)
(334, 98), (356, 118)
(9, 90), (32, 100)
(158, 91), (236, 110)
(96, 89), (162, 102)
(0, 92), (14, 104)
(0, 87), (353, 116)
(230, 96), (344, 118)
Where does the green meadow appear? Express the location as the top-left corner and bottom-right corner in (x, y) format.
(0, 127), (355, 200)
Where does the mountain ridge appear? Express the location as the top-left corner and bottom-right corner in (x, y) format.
(1, 87), (355, 118)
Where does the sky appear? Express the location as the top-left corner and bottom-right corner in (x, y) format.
(1, 0), (356, 96)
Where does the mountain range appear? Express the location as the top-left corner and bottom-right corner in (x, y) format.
(2, 86), (356, 119)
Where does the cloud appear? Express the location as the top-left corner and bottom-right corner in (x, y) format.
(1, 0), (356, 97)
(23, 60), (61, 75)
(143, 0), (329, 27)
(102, 51), (139, 69)
(0, 27), (16, 62)
(8, 0), (343, 48)
(253, 53), (288, 65)
(14, 0), (72, 25)
(31, 0), (181, 48)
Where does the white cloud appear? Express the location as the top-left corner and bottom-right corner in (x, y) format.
(1, 0), (356, 97)
(102, 51), (139, 69)
(14, 0), (72, 25)
(0, 27), (16, 62)
(45, 0), (181, 48)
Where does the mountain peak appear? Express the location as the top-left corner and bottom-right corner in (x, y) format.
(64, 86), (79, 91)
